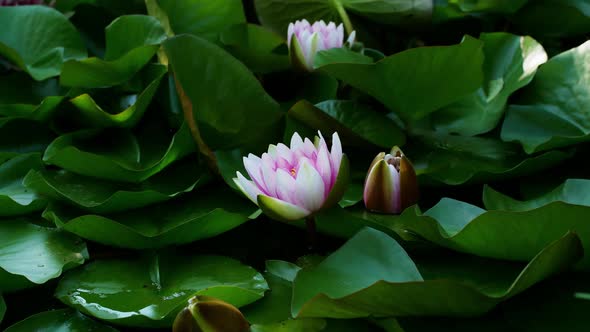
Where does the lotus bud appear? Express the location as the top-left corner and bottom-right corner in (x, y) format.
(363, 147), (418, 214)
(233, 131), (349, 222)
(287, 19), (356, 71)
(172, 295), (250, 332)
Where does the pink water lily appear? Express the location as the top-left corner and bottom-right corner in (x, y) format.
(288, 19), (356, 71)
(233, 132), (349, 221)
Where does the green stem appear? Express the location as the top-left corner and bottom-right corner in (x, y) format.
(330, 0), (354, 35)
(305, 216), (317, 251)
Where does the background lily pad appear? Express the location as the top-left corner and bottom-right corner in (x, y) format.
(55, 253), (268, 327)
(0, 221), (88, 292)
(4, 309), (118, 332)
(0, 154), (46, 217)
(0, 6), (87, 80)
(0, 72), (63, 121)
(291, 227), (581, 318)
(0, 119), (55, 163)
(42, 186), (255, 249)
(60, 15), (166, 88)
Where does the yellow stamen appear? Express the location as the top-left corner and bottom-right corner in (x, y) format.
(290, 168), (297, 176)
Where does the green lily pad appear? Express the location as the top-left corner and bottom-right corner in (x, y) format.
(511, 0), (590, 37)
(254, 0), (432, 34)
(220, 24), (289, 74)
(410, 131), (573, 185)
(0, 153), (47, 217)
(164, 34), (283, 150)
(0, 6), (87, 80)
(23, 157), (209, 214)
(318, 36), (484, 121)
(501, 41), (590, 153)
(4, 309), (118, 332)
(0, 119), (56, 164)
(390, 180), (590, 268)
(67, 64), (167, 128)
(0, 221), (88, 292)
(429, 33), (547, 136)
(60, 15), (166, 88)
(0, 72), (63, 121)
(291, 227), (582, 318)
(55, 253), (268, 327)
(287, 100), (405, 149)
(43, 120), (196, 183)
(42, 186), (255, 249)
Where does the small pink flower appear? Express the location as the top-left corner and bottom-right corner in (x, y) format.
(0, 0), (45, 5)
(287, 19), (356, 71)
(234, 132), (349, 221)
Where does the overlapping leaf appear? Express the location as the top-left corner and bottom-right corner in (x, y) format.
(0, 6), (87, 80)
(291, 227), (582, 318)
(55, 252), (268, 327)
(0, 72), (63, 121)
(4, 309), (118, 332)
(0, 154), (46, 217)
(0, 221), (88, 292)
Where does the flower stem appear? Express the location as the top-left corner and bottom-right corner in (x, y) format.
(305, 216), (317, 251)
(330, 0), (354, 35)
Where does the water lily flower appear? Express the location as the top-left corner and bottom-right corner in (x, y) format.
(173, 295), (249, 332)
(233, 131), (349, 222)
(287, 19), (356, 71)
(363, 147), (418, 214)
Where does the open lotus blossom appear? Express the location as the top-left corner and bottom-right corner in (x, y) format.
(287, 19), (356, 71)
(233, 131), (349, 221)
(363, 147), (419, 214)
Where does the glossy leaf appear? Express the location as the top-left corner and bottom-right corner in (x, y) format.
(42, 187), (254, 249)
(0, 6), (87, 80)
(55, 253), (268, 327)
(43, 121), (195, 183)
(61, 15), (166, 88)
(155, 0), (246, 41)
(501, 41), (590, 153)
(67, 64), (167, 128)
(429, 33), (547, 136)
(390, 180), (590, 268)
(318, 36), (484, 120)
(292, 227), (582, 318)
(0, 221), (88, 292)
(410, 131), (572, 185)
(24, 157), (208, 214)
(4, 309), (118, 332)
(220, 24), (289, 74)
(164, 34), (283, 150)
(254, 0), (432, 34)
(0, 154), (47, 217)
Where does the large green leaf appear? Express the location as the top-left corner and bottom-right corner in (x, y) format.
(291, 227), (582, 318)
(0, 154), (46, 217)
(23, 157), (208, 214)
(433, 0), (529, 22)
(410, 131), (572, 185)
(0, 119), (55, 163)
(288, 100), (405, 148)
(390, 180), (590, 268)
(42, 187), (255, 249)
(43, 120), (195, 183)
(154, 0), (246, 41)
(60, 15), (166, 88)
(0, 6), (87, 80)
(0, 221), (88, 292)
(66, 64), (167, 128)
(319, 36), (484, 121)
(220, 23), (289, 74)
(428, 33), (547, 136)
(55, 253), (268, 327)
(501, 41), (590, 153)
(164, 34), (283, 150)
(254, 0), (432, 34)
(0, 72), (63, 121)
(4, 309), (118, 332)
